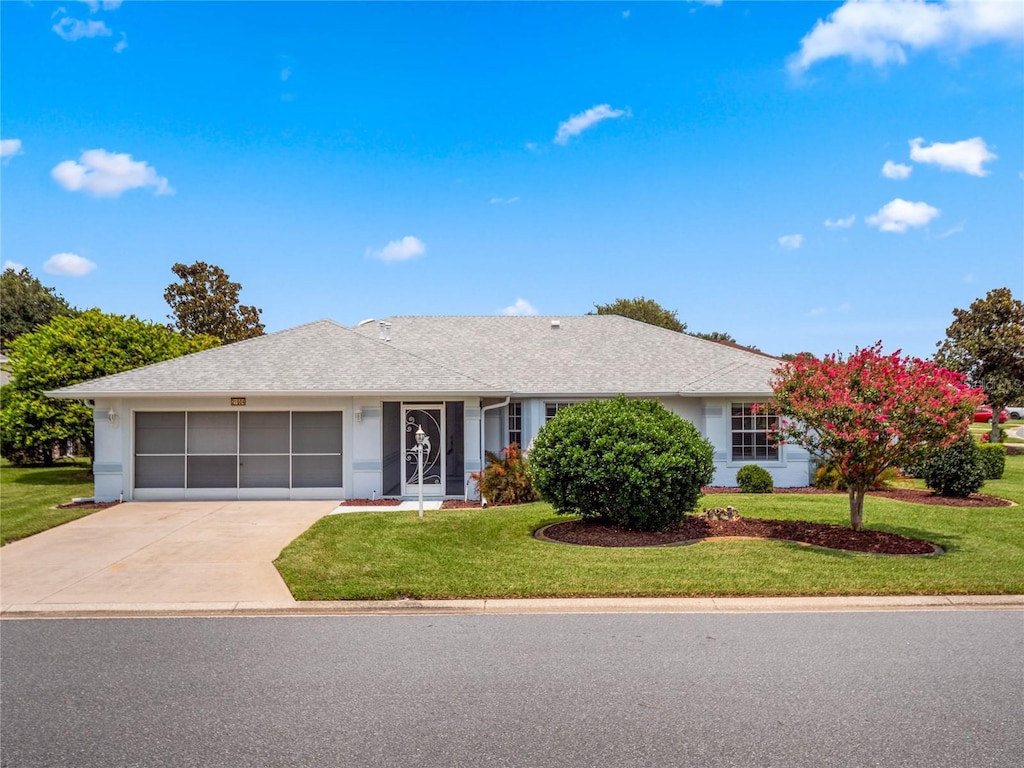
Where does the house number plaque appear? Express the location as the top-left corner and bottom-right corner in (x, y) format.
(230, 398), (246, 406)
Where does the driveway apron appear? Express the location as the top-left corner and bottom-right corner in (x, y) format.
(0, 501), (332, 608)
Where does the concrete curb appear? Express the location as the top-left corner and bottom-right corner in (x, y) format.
(3, 594), (1023, 619)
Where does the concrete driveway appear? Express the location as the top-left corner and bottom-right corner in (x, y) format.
(0, 501), (333, 610)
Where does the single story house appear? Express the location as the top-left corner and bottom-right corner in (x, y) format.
(48, 315), (811, 502)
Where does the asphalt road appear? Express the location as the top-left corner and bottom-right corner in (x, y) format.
(2, 611), (1022, 768)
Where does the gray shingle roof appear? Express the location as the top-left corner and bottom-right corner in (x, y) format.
(49, 315), (779, 399)
(49, 319), (505, 398)
(355, 315), (779, 396)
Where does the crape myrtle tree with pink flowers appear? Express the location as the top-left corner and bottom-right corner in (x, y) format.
(764, 343), (985, 531)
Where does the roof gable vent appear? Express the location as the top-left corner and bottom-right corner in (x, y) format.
(379, 321), (392, 341)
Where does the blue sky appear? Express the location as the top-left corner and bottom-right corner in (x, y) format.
(2, 0), (1022, 358)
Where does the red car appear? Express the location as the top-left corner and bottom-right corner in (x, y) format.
(974, 406), (1009, 424)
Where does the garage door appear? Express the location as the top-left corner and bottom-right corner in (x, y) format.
(134, 411), (343, 500)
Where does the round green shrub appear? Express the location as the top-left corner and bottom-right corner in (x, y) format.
(736, 464), (773, 493)
(527, 396), (714, 531)
(921, 436), (985, 498)
(978, 443), (1007, 480)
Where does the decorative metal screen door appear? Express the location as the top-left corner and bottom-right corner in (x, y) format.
(402, 406), (444, 496)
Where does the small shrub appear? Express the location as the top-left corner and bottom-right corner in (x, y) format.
(473, 443), (538, 506)
(736, 464), (773, 493)
(978, 443), (1006, 480)
(921, 436), (985, 498)
(528, 396), (715, 531)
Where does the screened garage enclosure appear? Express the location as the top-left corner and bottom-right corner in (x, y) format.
(134, 411), (343, 500)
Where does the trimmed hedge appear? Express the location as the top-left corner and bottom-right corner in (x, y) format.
(978, 443), (1007, 480)
(922, 437), (986, 498)
(528, 396), (714, 531)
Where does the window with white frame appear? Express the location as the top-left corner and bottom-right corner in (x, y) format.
(544, 402), (578, 422)
(731, 402), (779, 461)
(507, 402), (522, 447)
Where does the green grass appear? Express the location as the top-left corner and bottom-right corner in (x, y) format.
(276, 455), (1024, 601)
(970, 418), (1024, 444)
(0, 460), (97, 545)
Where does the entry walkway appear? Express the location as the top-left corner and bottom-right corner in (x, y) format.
(0, 501), (333, 609)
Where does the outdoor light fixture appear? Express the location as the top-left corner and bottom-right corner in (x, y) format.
(355, 407), (363, 423)
(106, 407), (119, 427)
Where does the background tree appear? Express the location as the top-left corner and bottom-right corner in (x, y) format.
(164, 261), (265, 343)
(770, 343), (984, 531)
(691, 330), (735, 343)
(0, 268), (77, 349)
(934, 288), (1024, 442)
(0, 310), (218, 465)
(590, 296), (686, 333)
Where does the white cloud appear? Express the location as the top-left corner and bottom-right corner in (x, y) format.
(0, 138), (23, 159)
(3, 260), (26, 272)
(281, 67), (292, 82)
(525, 142), (539, 152)
(824, 214), (856, 229)
(114, 32), (127, 53)
(882, 160), (913, 179)
(909, 136), (996, 176)
(368, 235), (427, 263)
(51, 149), (173, 197)
(867, 198), (940, 233)
(806, 307), (827, 318)
(789, 0), (1024, 74)
(44, 252), (96, 277)
(502, 298), (538, 316)
(53, 16), (111, 41)
(489, 196), (520, 205)
(554, 104), (629, 145)
(81, 1), (123, 11)
(778, 234), (804, 250)
(622, 11), (631, 20)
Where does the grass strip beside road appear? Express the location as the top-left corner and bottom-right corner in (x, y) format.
(276, 456), (1024, 601)
(0, 460), (96, 545)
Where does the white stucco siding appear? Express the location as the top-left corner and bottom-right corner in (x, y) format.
(701, 397), (812, 488)
(498, 395), (811, 490)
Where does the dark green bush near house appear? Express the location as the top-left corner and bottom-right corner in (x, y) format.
(978, 443), (1007, 480)
(473, 443), (538, 506)
(736, 464), (773, 493)
(921, 436), (985, 498)
(528, 396), (714, 531)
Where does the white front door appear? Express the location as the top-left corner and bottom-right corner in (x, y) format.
(402, 405), (444, 496)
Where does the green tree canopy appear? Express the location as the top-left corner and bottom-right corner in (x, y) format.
(934, 288), (1024, 442)
(690, 330), (735, 343)
(590, 297), (686, 333)
(0, 268), (77, 349)
(0, 310), (218, 465)
(164, 261), (265, 343)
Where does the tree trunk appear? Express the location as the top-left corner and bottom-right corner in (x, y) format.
(848, 488), (865, 531)
(990, 402), (1002, 443)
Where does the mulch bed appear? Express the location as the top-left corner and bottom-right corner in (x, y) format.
(337, 498), (407, 506)
(538, 517), (940, 555)
(56, 501), (120, 510)
(704, 486), (1012, 507)
(441, 500), (486, 509)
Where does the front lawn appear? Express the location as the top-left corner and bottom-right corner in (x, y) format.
(276, 455), (1024, 600)
(0, 460), (96, 545)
